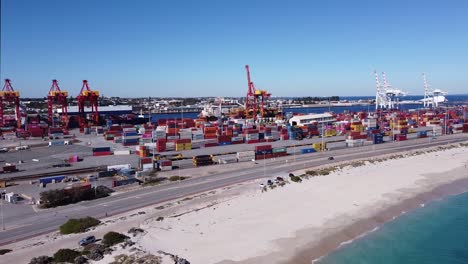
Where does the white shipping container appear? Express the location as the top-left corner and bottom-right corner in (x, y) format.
(237, 156), (256, 162)
(160, 166), (172, 171)
(107, 164), (131, 171)
(142, 163), (154, 170)
(114, 150), (131, 155)
(237, 151), (255, 158)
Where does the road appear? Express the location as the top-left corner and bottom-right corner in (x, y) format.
(0, 133), (466, 246)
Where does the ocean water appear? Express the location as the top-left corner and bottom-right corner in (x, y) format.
(319, 191), (468, 264)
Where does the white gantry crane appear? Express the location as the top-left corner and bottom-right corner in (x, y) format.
(421, 73), (448, 108)
(374, 71), (408, 110)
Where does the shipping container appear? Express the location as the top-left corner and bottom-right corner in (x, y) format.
(92, 147), (111, 152)
(39, 175), (66, 184)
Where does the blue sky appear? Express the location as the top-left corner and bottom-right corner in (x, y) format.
(1, 0), (467, 97)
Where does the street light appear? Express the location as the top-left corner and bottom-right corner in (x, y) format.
(1, 192), (5, 230)
(321, 122), (325, 151)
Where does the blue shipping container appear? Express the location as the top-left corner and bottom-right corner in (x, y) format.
(39, 175), (66, 184)
(93, 147), (111, 152)
(300, 148), (316, 154)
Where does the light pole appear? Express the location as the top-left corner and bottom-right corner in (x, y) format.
(321, 122), (325, 151)
(1, 193), (5, 230)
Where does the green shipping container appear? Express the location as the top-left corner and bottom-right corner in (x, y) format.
(272, 147), (287, 153)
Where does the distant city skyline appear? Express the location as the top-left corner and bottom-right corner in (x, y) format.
(1, 0), (467, 98)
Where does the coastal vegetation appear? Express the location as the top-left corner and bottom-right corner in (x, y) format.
(0, 249), (12, 255)
(102, 232), (130, 247)
(39, 185), (113, 208)
(52, 248), (81, 263)
(59, 217), (101, 234)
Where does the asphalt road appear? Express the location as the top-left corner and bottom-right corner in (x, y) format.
(0, 133), (466, 246)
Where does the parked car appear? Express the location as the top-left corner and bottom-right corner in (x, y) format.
(328, 156), (334, 160)
(276, 177), (284, 182)
(79, 235), (96, 246)
(267, 179), (273, 186)
(0, 147), (8, 153)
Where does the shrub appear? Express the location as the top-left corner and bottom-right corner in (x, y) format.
(305, 170), (319, 176)
(168, 176), (188, 181)
(128, 227), (145, 237)
(290, 176), (302, 183)
(59, 217), (101, 234)
(29, 256), (53, 264)
(53, 248), (81, 263)
(74, 255), (88, 264)
(0, 249), (12, 255)
(84, 244), (105, 261)
(102, 232), (129, 247)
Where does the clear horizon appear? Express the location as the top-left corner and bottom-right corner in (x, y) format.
(1, 0), (467, 98)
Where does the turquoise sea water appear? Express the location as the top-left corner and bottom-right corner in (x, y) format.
(319, 191), (468, 264)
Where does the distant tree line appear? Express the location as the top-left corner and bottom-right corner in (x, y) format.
(293, 96), (340, 104)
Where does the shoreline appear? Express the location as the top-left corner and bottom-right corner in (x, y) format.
(2, 144), (467, 264)
(283, 166), (468, 264)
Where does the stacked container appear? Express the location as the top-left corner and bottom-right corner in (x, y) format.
(92, 147), (113, 156)
(204, 127), (218, 139)
(245, 129), (259, 144)
(139, 157), (153, 171)
(122, 128), (140, 146)
(175, 138), (192, 151)
(158, 160), (173, 171)
(218, 135), (232, 146)
(254, 145), (273, 160)
(156, 138), (167, 152)
(371, 133), (384, 144)
(272, 147), (288, 157)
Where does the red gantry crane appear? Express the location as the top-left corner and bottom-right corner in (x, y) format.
(47, 79), (69, 128)
(245, 65), (271, 121)
(77, 80), (99, 131)
(0, 79), (21, 128)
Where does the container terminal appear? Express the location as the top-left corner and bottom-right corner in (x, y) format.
(0, 69), (466, 203)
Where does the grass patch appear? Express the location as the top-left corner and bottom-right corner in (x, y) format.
(59, 217), (101, 234)
(168, 176), (189, 181)
(102, 232), (129, 247)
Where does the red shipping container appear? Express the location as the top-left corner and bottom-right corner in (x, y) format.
(92, 151), (113, 156)
(255, 145), (272, 151)
(140, 157), (152, 164)
(246, 140), (260, 144)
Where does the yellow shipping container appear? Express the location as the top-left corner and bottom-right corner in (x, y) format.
(175, 144), (185, 151)
(0, 180), (6, 188)
(312, 142), (326, 151)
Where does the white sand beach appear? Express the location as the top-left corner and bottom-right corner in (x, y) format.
(1, 144), (467, 264)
